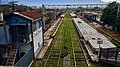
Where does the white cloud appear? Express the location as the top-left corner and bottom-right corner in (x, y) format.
(101, 0), (120, 3)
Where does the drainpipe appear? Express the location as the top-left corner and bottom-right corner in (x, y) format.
(41, 17), (44, 47)
(42, 4), (45, 30)
(30, 21), (35, 59)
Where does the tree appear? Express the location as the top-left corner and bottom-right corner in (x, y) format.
(100, 2), (120, 31)
(116, 10), (120, 31)
(101, 2), (118, 25)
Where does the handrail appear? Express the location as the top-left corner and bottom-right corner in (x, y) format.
(15, 48), (32, 66)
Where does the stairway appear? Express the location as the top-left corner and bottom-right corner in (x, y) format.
(6, 44), (17, 66)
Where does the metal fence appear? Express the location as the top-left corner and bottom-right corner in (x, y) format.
(99, 47), (120, 66)
(15, 48), (33, 67)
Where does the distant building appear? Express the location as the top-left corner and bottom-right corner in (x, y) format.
(0, 11), (44, 66)
(83, 11), (98, 20)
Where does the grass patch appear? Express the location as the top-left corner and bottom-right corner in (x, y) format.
(31, 11), (96, 67)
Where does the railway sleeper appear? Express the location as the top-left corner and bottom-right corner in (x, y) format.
(47, 62), (58, 64)
(60, 52), (69, 58)
(49, 56), (58, 59)
(51, 50), (60, 52)
(74, 51), (83, 53)
(48, 59), (58, 62)
(50, 54), (59, 57)
(56, 38), (64, 40)
(75, 58), (86, 62)
(51, 49), (60, 52)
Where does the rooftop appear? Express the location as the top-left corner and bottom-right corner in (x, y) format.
(13, 11), (43, 21)
(84, 11), (98, 16)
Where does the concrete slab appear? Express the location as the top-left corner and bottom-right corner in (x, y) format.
(72, 18), (116, 50)
(36, 46), (48, 60)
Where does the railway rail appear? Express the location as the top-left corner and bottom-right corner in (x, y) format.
(43, 24), (64, 67)
(43, 14), (88, 67)
(70, 19), (88, 67)
(31, 13), (88, 67)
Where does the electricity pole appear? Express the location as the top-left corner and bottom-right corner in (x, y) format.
(9, 0), (18, 12)
(115, 3), (120, 31)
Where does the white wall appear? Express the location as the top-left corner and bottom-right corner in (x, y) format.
(28, 20), (43, 58)
(33, 27), (43, 57)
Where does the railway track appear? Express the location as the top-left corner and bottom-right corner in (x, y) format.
(43, 14), (88, 67)
(43, 22), (65, 67)
(70, 20), (88, 67)
(31, 12), (111, 67)
(35, 13), (88, 67)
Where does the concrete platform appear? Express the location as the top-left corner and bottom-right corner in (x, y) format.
(36, 46), (48, 60)
(72, 18), (116, 50)
(36, 18), (63, 60)
(36, 34), (53, 59)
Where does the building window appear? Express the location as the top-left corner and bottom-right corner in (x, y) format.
(36, 21), (40, 29)
(38, 43), (40, 47)
(28, 23), (31, 35)
(32, 22), (37, 32)
(39, 21), (42, 28)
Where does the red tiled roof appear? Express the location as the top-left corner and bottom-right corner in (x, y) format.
(21, 11), (42, 20)
(14, 11), (43, 20)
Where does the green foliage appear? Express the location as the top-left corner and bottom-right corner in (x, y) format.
(116, 11), (120, 27)
(31, 11), (105, 67)
(45, 12), (54, 22)
(100, 2), (118, 24)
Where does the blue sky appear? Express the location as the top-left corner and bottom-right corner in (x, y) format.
(17, 0), (105, 6)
